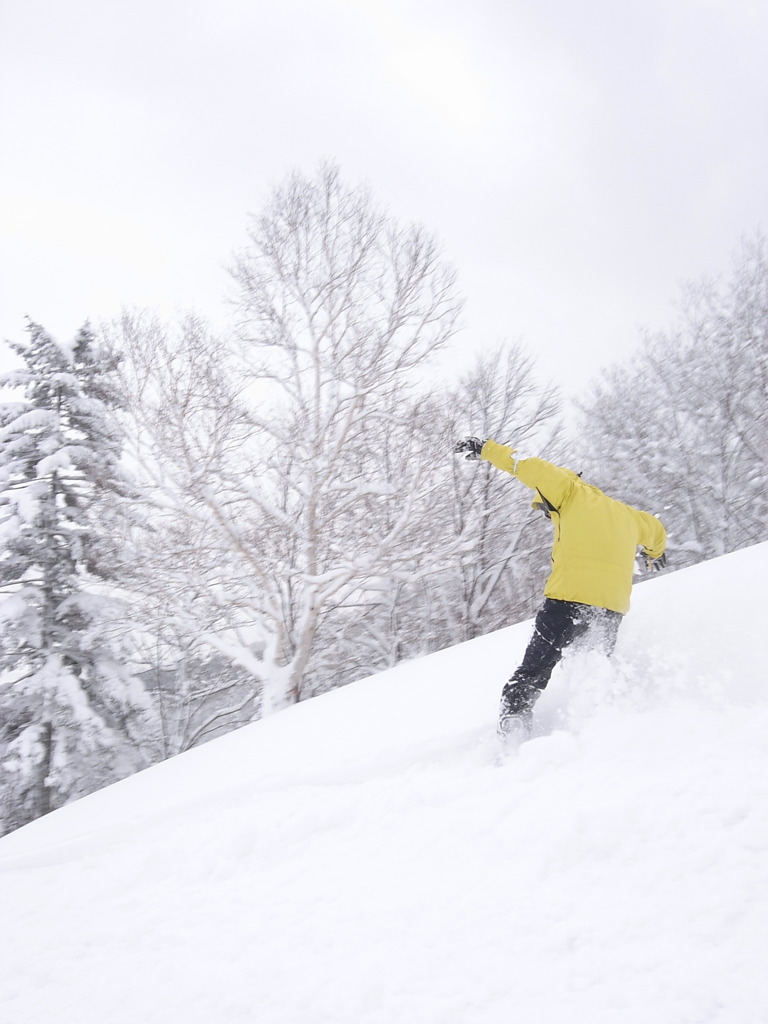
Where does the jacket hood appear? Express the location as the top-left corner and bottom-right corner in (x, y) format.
(531, 472), (579, 512)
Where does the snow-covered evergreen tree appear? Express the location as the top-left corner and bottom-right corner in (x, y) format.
(0, 322), (149, 835)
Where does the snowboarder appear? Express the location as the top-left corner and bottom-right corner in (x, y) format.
(454, 437), (667, 740)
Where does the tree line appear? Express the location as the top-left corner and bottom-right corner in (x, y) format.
(1, 164), (766, 834)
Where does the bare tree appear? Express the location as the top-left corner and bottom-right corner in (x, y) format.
(111, 165), (462, 713)
(577, 232), (768, 567)
(425, 343), (565, 644)
(228, 164), (461, 707)
(102, 310), (268, 740)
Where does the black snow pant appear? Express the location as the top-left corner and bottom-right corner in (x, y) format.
(500, 598), (623, 719)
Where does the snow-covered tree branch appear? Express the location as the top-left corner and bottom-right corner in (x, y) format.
(0, 322), (151, 835)
(109, 165), (463, 712)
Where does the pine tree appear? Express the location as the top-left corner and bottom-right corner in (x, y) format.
(0, 321), (149, 834)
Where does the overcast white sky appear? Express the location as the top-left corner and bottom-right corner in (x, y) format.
(1, 0), (766, 395)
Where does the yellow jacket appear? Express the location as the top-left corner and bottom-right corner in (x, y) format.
(481, 440), (667, 614)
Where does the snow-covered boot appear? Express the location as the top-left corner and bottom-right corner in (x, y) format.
(498, 709), (532, 745)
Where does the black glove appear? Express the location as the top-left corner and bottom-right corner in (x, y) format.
(453, 436), (486, 461)
(643, 551), (667, 572)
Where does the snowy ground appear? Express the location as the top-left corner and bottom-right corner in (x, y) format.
(2, 544), (768, 1024)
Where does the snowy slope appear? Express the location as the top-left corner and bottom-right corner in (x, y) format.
(2, 544), (768, 1024)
